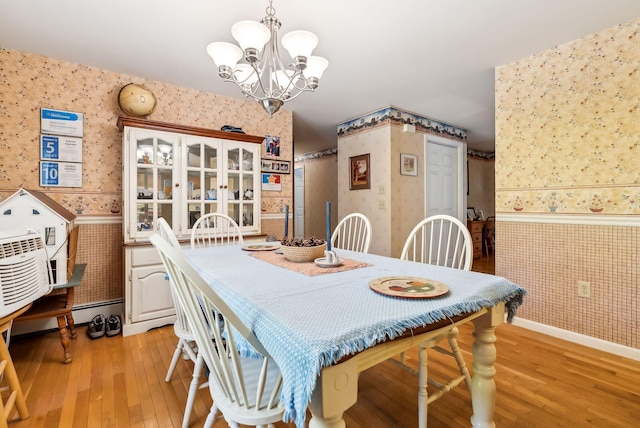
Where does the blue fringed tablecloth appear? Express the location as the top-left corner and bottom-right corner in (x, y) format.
(185, 245), (526, 428)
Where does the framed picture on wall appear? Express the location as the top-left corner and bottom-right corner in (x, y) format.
(349, 153), (370, 190)
(262, 173), (282, 191)
(400, 153), (418, 176)
(261, 159), (291, 174)
(264, 135), (281, 158)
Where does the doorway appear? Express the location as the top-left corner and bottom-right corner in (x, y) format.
(424, 135), (466, 222)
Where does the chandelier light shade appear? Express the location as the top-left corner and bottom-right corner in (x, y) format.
(206, 0), (328, 117)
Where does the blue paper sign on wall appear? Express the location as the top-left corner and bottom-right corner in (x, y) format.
(40, 108), (84, 137)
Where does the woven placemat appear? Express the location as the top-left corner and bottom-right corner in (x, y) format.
(249, 251), (370, 276)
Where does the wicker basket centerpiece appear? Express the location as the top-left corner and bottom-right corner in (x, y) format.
(280, 237), (327, 263)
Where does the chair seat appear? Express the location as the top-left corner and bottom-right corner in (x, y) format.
(208, 355), (283, 425)
(16, 294), (70, 320)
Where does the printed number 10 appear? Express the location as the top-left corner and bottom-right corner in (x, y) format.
(42, 162), (59, 185)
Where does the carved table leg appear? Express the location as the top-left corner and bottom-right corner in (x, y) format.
(308, 358), (358, 428)
(469, 304), (503, 428)
(56, 315), (72, 364)
(67, 313), (78, 339)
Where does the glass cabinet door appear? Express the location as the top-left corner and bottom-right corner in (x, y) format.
(182, 137), (260, 234)
(184, 137), (221, 229)
(225, 141), (259, 230)
(130, 130), (178, 239)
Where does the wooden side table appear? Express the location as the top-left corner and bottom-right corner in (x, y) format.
(466, 220), (484, 260)
(14, 264), (87, 364)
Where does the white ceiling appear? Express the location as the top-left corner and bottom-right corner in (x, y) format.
(2, 1), (640, 154)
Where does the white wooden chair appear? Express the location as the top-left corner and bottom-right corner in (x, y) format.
(190, 213), (244, 249)
(399, 214), (473, 428)
(330, 213), (372, 253)
(150, 234), (284, 428)
(156, 218), (208, 428)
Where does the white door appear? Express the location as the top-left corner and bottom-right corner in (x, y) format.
(425, 136), (466, 222)
(294, 167), (304, 238)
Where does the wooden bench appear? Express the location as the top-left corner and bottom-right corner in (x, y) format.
(14, 263), (87, 364)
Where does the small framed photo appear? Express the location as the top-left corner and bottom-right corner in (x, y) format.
(400, 153), (418, 176)
(261, 159), (291, 174)
(264, 135), (281, 158)
(466, 207), (477, 220)
(349, 153), (370, 190)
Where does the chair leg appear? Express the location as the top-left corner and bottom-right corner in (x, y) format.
(182, 354), (205, 428)
(166, 339), (185, 382)
(56, 315), (72, 364)
(203, 404), (219, 428)
(418, 346), (428, 428)
(418, 346), (429, 428)
(448, 328), (472, 393)
(0, 339), (28, 421)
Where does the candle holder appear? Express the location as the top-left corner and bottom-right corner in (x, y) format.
(323, 250), (338, 264)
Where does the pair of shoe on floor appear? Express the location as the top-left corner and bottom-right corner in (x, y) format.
(87, 314), (121, 339)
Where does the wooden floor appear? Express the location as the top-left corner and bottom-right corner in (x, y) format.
(470, 252), (495, 275)
(4, 253), (640, 427)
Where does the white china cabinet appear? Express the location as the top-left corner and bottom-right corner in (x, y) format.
(118, 117), (263, 336)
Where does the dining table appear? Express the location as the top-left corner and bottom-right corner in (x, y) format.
(184, 244), (526, 428)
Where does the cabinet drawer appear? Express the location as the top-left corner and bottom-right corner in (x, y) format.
(131, 246), (161, 267)
(470, 222), (484, 234)
(473, 242), (482, 254)
(472, 233), (482, 243)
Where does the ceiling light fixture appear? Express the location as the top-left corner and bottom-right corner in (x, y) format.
(206, 0), (329, 117)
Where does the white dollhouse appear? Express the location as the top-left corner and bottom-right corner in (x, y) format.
(0, 188), (77, 286)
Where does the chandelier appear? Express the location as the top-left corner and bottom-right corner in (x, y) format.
(206, 0), (329, 117)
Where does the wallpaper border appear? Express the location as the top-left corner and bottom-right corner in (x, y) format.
(497, 212), (640, 227)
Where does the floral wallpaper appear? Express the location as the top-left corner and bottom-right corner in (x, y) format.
(0, 48), (293, 216)
(495, 18), (640, 214)
(495, 17), (640, 350)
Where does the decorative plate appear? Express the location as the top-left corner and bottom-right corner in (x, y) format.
(314, 257), (344, 268)
(241, 243), (281, 252)
(369, 276), (449, 299)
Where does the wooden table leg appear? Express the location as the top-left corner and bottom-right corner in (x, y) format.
(308, 357), (358, 428)
(469, 303), (504, 428)
(56, 316), (72, 364)
(67, 313), (78, 339)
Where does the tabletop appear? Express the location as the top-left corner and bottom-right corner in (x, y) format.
(184, 245), (526, 427)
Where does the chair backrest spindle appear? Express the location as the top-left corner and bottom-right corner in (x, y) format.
(400, 215), (472, 271)
(190, 213), (244, 249)
(330, 213), (372, 253)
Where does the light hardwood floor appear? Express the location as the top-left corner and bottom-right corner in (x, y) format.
(5, 253), (640, 427)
